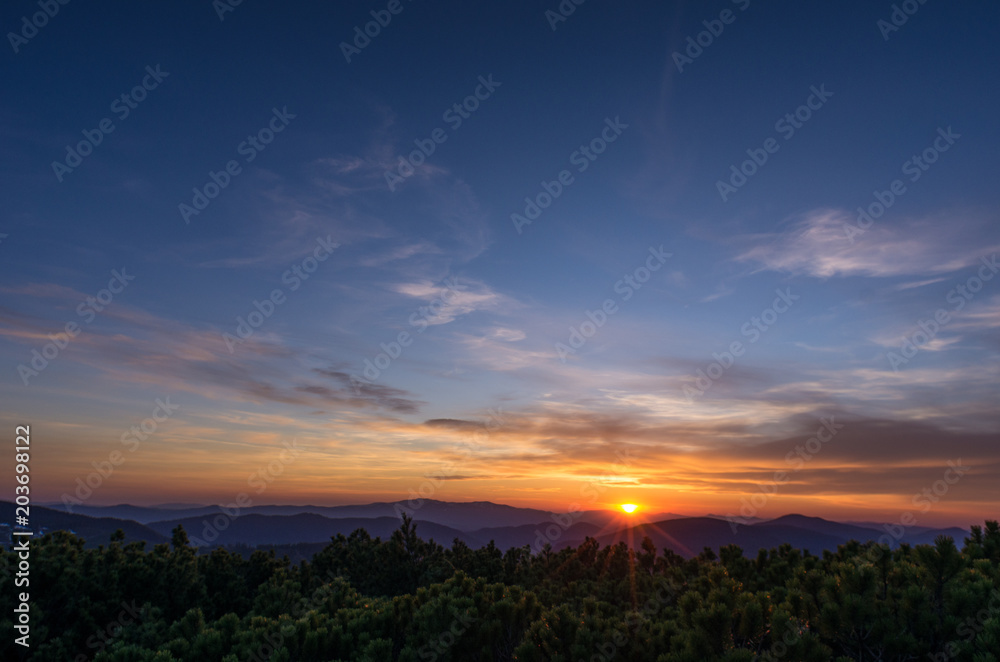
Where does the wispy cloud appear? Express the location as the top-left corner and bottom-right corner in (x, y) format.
(738, 210), (999, 278)
(392, 277), (514, 326)
(0, 291), (424, 415)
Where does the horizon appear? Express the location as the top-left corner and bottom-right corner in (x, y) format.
(2, 1), (999, 533)
(29, 497), (982, 531)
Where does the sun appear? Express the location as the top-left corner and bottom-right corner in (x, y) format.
(620, 503), (638, 514)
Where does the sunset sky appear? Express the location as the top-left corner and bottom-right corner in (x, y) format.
(1, 0), (998, 527)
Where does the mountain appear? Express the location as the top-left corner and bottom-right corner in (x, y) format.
(471, 521), (604, 551)
(25, 501), (971, 557)
(46, 499), (563, 529)
(584, 515), (969, 559)
(0, 502), (169, 547)
(590, 517), (850, 558)
(43, 503), (224, 523)
(845, 520), (971, 544)
(573, 510), (690, 528)
(765, 515), (968, 546)
(705, 513), (767, 524)
(898, 526), (971, 545)
(144, 513), (481, 548)
(582, 517), (843, 558)
(760, 514), (892, 541)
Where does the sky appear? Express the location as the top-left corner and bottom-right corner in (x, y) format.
(1, 0), (998, 527)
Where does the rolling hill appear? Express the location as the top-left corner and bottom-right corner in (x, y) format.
(20, 501), (971, 558)
(0, 502), (169, 547)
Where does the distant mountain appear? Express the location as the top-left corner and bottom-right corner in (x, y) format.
(582, 517), (843, 558)
(898, 527), (971, 545)
(279, 500), (558, 530)
(845, 520), (971, 544)
(761, 514), (890, 541)
(573, 510), (690, 528)
(47, 499), (563, 530)
(0, 502), (169, 547)
(25, 501), (973, 557)
(48, 500), (696, 534)
(42, 503), (224, 523)
(762, 514), (969, 547)
(705, 513), (767, 525)
(471, 521), (604, 552)
(40, 503), (217, 523)
(585, 515), (969, 559)
(145, 513), (482, 548)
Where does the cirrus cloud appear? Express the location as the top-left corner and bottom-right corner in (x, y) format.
(738, 209), (1000, 278)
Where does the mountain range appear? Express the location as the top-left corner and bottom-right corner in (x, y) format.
(1, 500), (970, 559)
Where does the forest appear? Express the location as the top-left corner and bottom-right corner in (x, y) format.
(2, 516), (999, 661)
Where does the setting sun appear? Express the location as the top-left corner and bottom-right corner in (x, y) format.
(620, 504), (638, 514)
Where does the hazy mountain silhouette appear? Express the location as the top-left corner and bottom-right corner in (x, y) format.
(578, 515), (969, 559)
(47, 499), (561, 528)
(471, 521), (604, 551)
(0, 502), (168, 547)
(145, 513), (480, 547)
(47, 499), (688, 529)
(19, 501), (969, 556)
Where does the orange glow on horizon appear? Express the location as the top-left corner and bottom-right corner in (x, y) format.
(620, 503), (638, 514)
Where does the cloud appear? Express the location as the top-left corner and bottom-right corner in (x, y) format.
(312, 368), (424, 413)
(892, 277), (949, 291)
(950, 295), (1000, 331)
(0, 286), (424, 415)
(392, 277), (513, 326)
(359, 242), (442, 267)
(869, 330), (962, 352)
(738, 210), (1000, 278)
(390, 400), (1000, 508)
(488, 327), (526, 342)
(425, 418), (485, 430)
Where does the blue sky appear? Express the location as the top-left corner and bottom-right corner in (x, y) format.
(1, 0), (998, 524)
